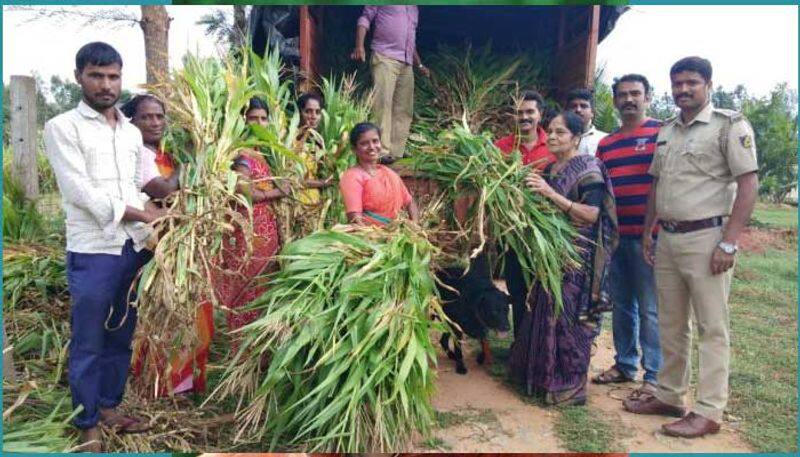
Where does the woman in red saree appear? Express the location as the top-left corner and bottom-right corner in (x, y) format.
(216, 97), (288, 339)
(339, 122), (420, 225)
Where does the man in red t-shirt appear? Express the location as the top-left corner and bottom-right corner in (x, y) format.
(493, 90), (555, 340)
(494, 90), (556, 171)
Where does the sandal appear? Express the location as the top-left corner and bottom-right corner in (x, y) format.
(628, 381), (658, 399)
(591, 366), (634, 384)
(101, 413), (151, 434)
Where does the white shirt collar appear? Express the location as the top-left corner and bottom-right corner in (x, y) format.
(581, 125), (598, 138)
(77, 99), (127, 125)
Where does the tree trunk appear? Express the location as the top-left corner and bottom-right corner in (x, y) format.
(140, 6), (170, 86)
(232, 5), (248, 50)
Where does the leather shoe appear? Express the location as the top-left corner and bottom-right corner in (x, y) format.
(623, 394), (686, 418)
(662, 412), (721, 438)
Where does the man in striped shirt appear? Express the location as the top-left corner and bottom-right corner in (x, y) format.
(592, 74), (662, 395)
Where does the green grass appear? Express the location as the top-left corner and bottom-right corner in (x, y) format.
(751, 202), (798, 229)
(435, 410), (474, 428)
(421, 436), (452, 451)
(727, 246), (798, 452)
(435, 407), (500, 430)
(553, 405), (620, 452)
(432, 406), (507, 446)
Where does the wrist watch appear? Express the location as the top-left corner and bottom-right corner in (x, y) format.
(717, 241), (738, 255)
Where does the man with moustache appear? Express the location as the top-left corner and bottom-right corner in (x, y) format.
(494, 90), (556, 339)
(592, 74), (662, 396)
(623, 57), (759, 438)
(44, 42), (164, 451)
(495, 90), (556, 170)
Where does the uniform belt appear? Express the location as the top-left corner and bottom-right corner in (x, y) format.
(659, 216), (724, 234)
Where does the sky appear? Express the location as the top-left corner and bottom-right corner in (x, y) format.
(596, 5), (798, 96)
(2, 5), (227, 94)
(3, 5), (798, 98)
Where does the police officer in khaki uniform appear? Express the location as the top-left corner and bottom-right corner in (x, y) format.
(622, 56), (759, 438)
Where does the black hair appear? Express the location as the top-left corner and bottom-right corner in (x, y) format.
(75, 42), (123, 73)
(349, 122), (381, 147)
(519, 90), (545, 111)
(670, 56), (712, 82)
(553, 110), (585, 137)
(120, 94), (164, 119)
(565, 88), (594, 108)
(612, 74), (652, 97)
(297, 92), (324, 111)
(244, 97), (269, 116)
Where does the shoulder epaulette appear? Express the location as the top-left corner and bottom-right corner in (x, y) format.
(662, 115), (679, 126)
(712, 108), (745, 123)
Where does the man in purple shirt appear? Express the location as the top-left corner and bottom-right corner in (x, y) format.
(351, 5), (429, 162)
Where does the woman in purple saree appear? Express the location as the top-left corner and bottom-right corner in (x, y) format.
(509, 111), (619, 406)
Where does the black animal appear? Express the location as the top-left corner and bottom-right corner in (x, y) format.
(436, 254), (511, 375)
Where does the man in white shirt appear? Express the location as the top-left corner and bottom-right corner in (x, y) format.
(43, 42), (164, 452)
(566, 88), (608, 155)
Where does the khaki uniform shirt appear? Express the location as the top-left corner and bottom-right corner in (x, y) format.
(648, 103), (758, 221)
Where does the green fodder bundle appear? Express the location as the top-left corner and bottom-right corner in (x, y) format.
(209, 224), (446, 452)
(403, 123), (581, 313)
(3, 243), (68, 314)
(3, 381), (81, 453)
(414, 44), (549, 138)
(134, 52), (259, 394)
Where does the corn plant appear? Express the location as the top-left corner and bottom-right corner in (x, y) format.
(314, 73), (373, 225)
(414, 44), (549, 137)
(209, 223), (446, 452)
(246, 69), (373, 239)
(135, 51), (258, 394)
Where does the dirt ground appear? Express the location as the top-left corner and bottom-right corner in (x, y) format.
(412, 350), (565, 452)
(737, 226), (796, 253)
(415, 330), (753, 452)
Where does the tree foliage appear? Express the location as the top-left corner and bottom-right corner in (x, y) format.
(742, 84), (798, 203)
(197, 6), (249, 51)
(592, 66), (620, 133)
(647, 91), (676, 122)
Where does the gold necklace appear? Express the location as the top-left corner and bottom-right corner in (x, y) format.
(359, 163), (378, 177)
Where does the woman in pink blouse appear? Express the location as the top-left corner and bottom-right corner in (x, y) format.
(339, 122), (419, 225)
